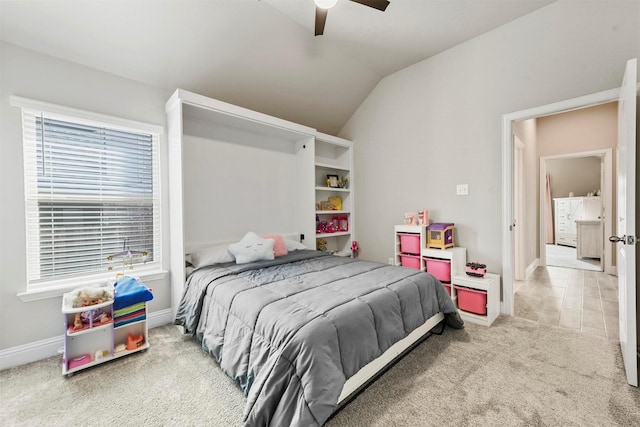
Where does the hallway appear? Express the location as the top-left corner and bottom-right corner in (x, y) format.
(514, 265), (618, 340)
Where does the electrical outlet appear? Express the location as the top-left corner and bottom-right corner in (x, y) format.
(388, 257), (394, 265)
(456, 184), (469, 196)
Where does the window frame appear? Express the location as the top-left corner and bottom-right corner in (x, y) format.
(11, 96), (164, 299)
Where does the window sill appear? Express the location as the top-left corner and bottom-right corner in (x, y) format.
(17, 269), (168, 303)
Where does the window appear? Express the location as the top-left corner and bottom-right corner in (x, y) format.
(14, 97), (162, 291)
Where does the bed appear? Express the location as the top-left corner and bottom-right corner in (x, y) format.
(174, 239), (463, 427)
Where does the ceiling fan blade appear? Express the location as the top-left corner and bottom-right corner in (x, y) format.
(349, 0), (390, 11)
(315, 7), (328, 36)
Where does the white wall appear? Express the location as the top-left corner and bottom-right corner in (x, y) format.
(181, 134), (298, 247)
(339, 1), (640, 277)
(0, 42), (172, 359)
(546, 157), (601, 199)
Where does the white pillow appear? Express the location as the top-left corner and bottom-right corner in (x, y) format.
(229, 232), (275, 264)
(284, 237), (307, 251)
(190, 243), (235, 268)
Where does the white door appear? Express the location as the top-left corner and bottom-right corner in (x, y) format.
(514, 137), (525, 281)
(611, 58), (637, 387)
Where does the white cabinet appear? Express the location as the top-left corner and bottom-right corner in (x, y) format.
(554, 196), (601, 247)
(315, 133), (354, 256)
(576, 219), (603, 259)
(61, 289), (149, 375)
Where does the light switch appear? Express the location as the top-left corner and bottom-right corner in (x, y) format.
(456, 184), (469, 196)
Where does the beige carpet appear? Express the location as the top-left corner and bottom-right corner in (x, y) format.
(1, 316), (638, 426)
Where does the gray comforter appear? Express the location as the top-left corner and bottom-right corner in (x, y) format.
(174, 250), (462, 426)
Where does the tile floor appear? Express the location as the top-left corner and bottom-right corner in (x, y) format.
(514, 265), (619, 340)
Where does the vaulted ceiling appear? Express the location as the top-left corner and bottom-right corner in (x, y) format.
(0, 0), (555, 134)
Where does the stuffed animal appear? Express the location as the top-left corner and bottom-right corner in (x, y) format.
(317, 239), (328, 252)
(71, 287), (114, 330)
(71, 287), (113, 308)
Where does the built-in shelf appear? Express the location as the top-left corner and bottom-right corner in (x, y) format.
(315, 186), (350, 192)
(315, 133), (354, 255)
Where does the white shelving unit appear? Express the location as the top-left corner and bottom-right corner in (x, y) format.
(422, 246), (467, 276)
(315, 133), (354, 256)
(61, 292), (149, 375)
(393, 224), (500, 326)
(452, 273), (500, 326)
(394, 225), (427, 269)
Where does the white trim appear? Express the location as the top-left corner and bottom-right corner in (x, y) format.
(17, 270), (168, 302)
(10, 95), (163, 134)
(502, 88), (621, 316)
(526, 258), (539, 280)
(0, 309), (173, 371)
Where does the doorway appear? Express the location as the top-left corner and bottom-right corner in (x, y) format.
(501, 88), (620, 316)
(540, 151), (611, 273)
(509, 115), (616, 330)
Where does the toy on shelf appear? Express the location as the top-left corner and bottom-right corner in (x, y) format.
(338, 176), (349, 189)
(418, 209), (429, 225)
(317, 221), (338, 234)
(317, 239), (328, 252)
(328, 197), (342, 210)
(427, 223), (455, 249)
(465, 261), (487, 278)
(338, 214), (348, 232)
(351, 241), (359, 258)
(404, 212), (417, 225)
(67, 287), (114, 331)
(126, 333), (145, 351)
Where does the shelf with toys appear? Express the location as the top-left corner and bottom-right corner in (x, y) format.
(394, 211), (500, 326)
(314, 132), (354, 256)
(61, 276), (153, 375)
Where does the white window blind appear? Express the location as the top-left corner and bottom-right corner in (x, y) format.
(20, 103), (161, 289)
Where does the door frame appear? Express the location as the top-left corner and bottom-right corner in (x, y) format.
(539, 149), (612, 273)
(513, 136), (525, 281)
(501, 88), (619, 315)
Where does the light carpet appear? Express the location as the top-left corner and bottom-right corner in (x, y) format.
(1, 316), (638, 426)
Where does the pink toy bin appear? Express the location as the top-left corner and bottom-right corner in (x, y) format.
(399, 254), (421, 270)
(398, 233), (421, 255)
(425, 257), (451, 283)
(443, 283), (451, 296)
(454, 285), (487, 315)
(68, 353), (92, 370)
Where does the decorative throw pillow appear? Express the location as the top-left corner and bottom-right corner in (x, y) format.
(262, 234), (288, 257)
(190, 243), (235, 268)
(229, 232), (275, 264)
(284, 237), (307, 251)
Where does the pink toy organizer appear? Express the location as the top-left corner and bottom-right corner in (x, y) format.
(398, 233), (421, 255)
(454, 285), (488, 315)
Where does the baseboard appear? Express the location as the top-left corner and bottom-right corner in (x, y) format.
(0, 308), (173, 371)
(525, 258), (539, 280)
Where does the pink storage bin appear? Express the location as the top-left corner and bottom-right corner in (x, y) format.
(443, 283), (451, 296)
(398, 233), (421, 255)
(399, 254), (421, 270)
(68, 353), (92, 370)
(425, 257), (451, 283)
(454, 286), (487, 315)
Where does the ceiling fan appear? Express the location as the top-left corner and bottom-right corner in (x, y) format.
(314, 0), (390, 36)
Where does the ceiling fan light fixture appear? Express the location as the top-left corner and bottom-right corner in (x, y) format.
(314, 0), (338, 10)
